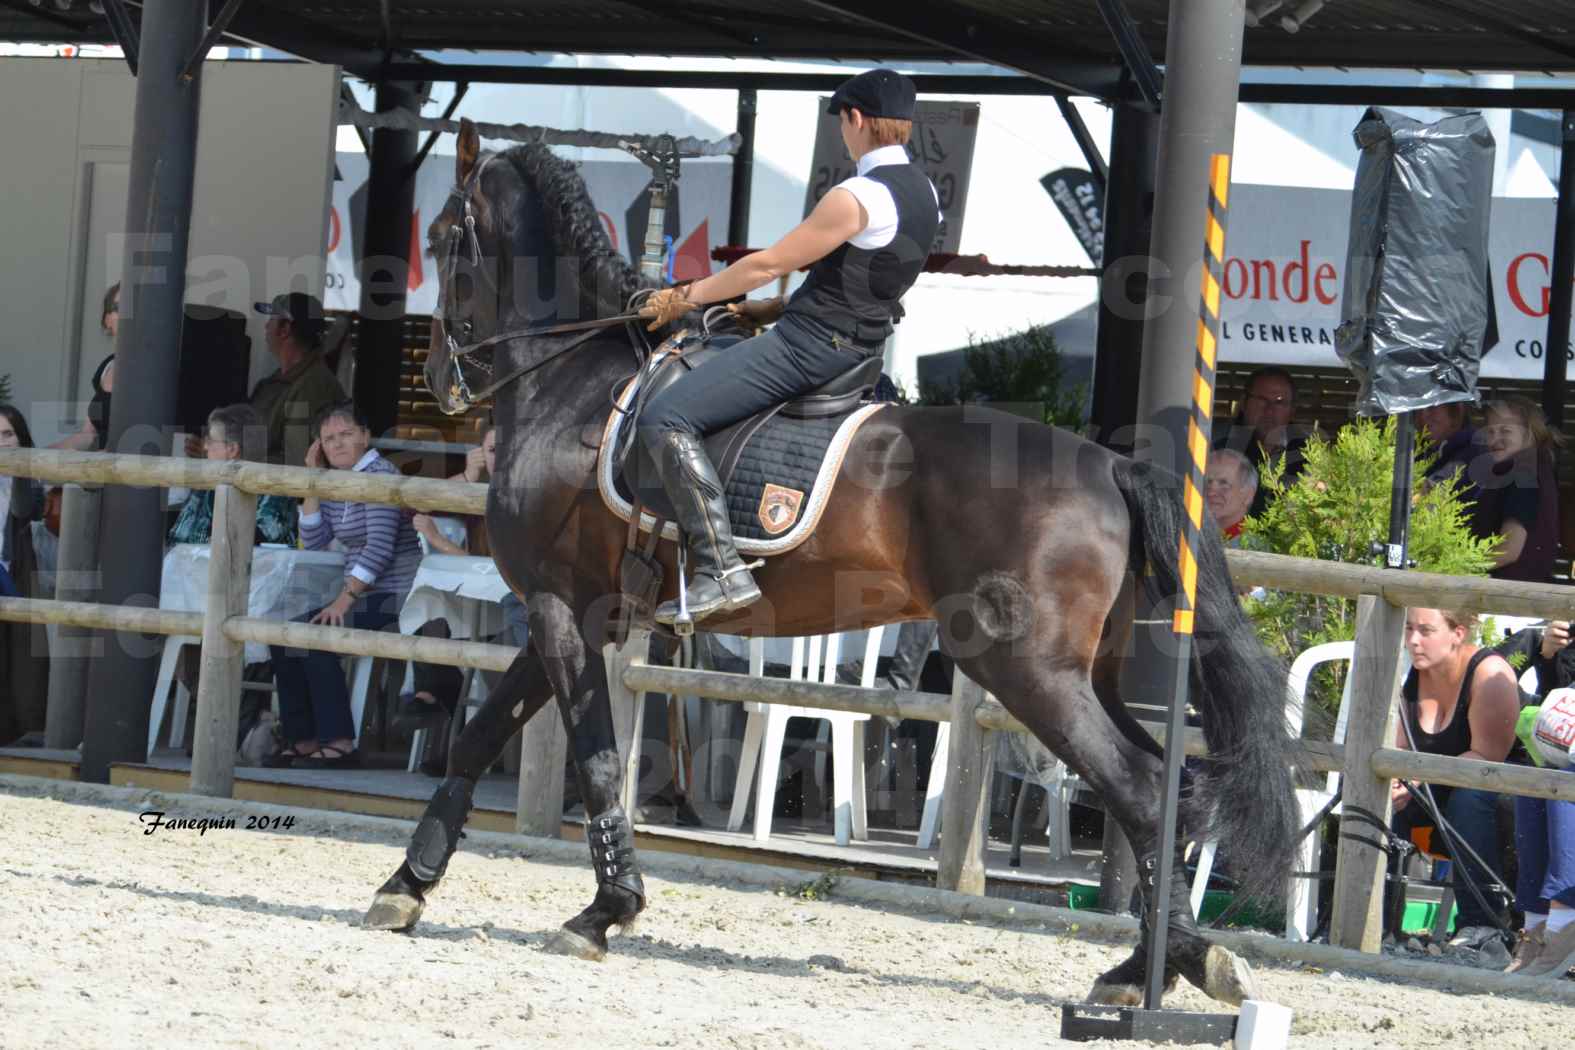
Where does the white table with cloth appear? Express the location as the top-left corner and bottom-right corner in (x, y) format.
(160, 544), (347, 664)
(397, 554), (513, 640)
(148, 544), (346, 754)
(396, 554), (514, 696)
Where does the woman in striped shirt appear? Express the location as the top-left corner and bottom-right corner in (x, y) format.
(266, 402), (422, 768)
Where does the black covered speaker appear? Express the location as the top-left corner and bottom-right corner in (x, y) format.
(175, 304), (252, 434)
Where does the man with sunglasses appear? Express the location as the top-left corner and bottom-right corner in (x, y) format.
(1212, 365), (1311, 517)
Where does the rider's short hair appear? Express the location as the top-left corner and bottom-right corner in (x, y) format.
(837, 105), (913, 148)
(865, 116), (912, 147)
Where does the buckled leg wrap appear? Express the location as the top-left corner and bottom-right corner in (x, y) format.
(1136, 849), (1202, 939)
(587, 804), (642, 892)
(407, 777), (475, 883)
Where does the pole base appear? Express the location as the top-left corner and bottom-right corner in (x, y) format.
(1060, 1003), (1236, 1045)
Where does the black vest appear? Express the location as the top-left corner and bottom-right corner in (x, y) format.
(781, 162), (938, 346)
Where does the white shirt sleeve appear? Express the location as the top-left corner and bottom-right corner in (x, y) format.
(834, 176), (899, 250)
(832, 175), (942, 248)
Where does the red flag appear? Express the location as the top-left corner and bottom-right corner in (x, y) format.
(671, 219), (714, 283)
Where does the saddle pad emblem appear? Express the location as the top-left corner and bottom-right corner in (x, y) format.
(758, 484), (806, 535)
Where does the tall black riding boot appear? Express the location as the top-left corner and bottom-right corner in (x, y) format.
(651, 431), (761, 625)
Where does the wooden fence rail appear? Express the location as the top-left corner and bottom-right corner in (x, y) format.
(5, 446), (1575, 955)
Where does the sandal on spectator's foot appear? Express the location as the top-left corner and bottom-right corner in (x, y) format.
(262, 746), (305, 769)
(297, 745), (360, 769)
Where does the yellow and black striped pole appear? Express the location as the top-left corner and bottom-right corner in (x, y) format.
(1143, 153), (1233, 1014)
(1172, 154), (1231, 637)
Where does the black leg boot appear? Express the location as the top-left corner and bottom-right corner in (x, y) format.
(547, 804), (647, 961)
(651, 431), (761, 625)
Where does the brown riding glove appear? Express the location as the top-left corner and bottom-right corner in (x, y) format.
(727, 296), (786, 328)
(639, 284), (696, 331)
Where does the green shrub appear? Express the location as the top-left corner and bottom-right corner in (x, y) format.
(918, 325), (1087, 429)
(1240, 416), (1497, 718)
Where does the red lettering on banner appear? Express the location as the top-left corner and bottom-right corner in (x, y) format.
(1282, 240), (1311, 303)
(1314, 263), (1337, 305)
(1507, 252), (1550, 318)
(328, 207), (341, 254)
(1251, 259), (1278, 301)
(1223, 257), (1247, 299)
(1221, 246), (1338, 304)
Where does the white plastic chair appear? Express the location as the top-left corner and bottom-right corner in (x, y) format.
(1190, 640), (1354, 940)
(918, 721), (1082, 859)
(147, 634), (375, 759)
(727, 629), (883, 846)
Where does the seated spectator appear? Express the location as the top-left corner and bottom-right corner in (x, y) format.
(248, 293), (346, 467)
(1468, 397), (1562, 582)
(168, 404), (298, 547)
(1212, 366), (1312, 516)
(265, 402), (421, 768)
(1386, 607), (1524, 947)
(410, 425), (495, 558)
(0, 405), (49, 744)
(1493, 625), (1575, 976)
(1417, 400), (1480, 503)
(400, 425), (498, 731)
(1204, 448), (1258, 542)
(50, 282), (118, 451)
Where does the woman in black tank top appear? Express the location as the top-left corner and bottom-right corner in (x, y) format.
(1385, 608), (1524, 941)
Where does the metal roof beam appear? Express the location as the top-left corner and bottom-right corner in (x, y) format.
(372, 62), (1575, 110)
(798, 0), (1125, 99)
(1239, 82), (1575, 108)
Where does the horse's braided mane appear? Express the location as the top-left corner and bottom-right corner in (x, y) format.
(502, 142), (657, 319)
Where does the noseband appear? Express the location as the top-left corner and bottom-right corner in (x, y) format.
(432, 152), (649, 411)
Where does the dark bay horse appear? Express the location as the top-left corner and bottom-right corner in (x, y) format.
(363, 120), (1300, 1007)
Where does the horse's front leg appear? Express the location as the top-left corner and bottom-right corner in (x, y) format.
(533, 599), (646, 961)
(364, 645), (552, 931)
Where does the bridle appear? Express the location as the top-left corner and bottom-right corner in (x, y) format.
(432, 151), (649, 411)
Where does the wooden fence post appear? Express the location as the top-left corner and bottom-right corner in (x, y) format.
(937, 671), (996, 895)
(44, 484), (100, 749)
(189, 484), (256, 797)
(605, 629), (651, 818)
(515, 704), (568, 837)
(1330, 593), (1406, 952)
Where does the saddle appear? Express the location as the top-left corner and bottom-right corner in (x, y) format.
(596, 326), (889, 632)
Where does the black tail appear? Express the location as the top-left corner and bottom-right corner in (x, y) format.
(1112, 458), (1300, 905)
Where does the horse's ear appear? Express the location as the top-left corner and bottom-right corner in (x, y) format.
(457, 118), (480, 184)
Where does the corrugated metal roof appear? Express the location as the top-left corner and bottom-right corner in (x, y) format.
(2, 1), (1573, 87)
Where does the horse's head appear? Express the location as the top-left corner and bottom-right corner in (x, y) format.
(425, 121), (654, 415)
(424, 119), (559, 414)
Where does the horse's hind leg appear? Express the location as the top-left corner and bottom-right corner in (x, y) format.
(365, 645), (554, 931)
(961, 655), (1256, 1008)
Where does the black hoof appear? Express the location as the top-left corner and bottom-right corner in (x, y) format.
(1087, 947), (1178, 1007)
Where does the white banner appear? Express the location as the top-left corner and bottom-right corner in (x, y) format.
(325, 152), (731, 315)
(1219, 186), (1564, 381)
(804, 99), (978, 254)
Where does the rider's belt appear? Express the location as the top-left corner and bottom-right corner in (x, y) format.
(828, 320), (892, 352)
